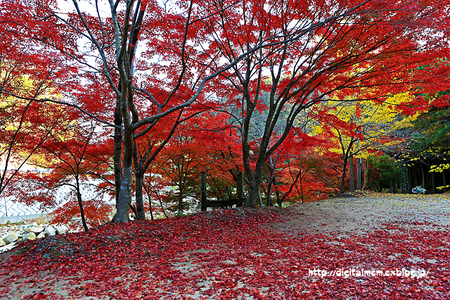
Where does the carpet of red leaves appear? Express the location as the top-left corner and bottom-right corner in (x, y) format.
(1, 206), (449, 299)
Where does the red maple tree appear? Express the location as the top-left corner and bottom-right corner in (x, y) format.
(1, 0), (449, 220)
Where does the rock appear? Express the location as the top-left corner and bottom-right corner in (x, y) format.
(22, 232), (36, 241)
(29, 226), (44, 234)
(37, 232), (45, 239)
(0, 238), (5, 247)
(44, 226), (56, 237)
(0, 242), (17, 253)
(55, 225), (68, 235)
(2, 232), (18, 245)
(165, 211), (175, 218)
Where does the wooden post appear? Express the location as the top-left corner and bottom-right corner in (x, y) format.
(201, 171), (207, 212)
(237, 171), (243, 207)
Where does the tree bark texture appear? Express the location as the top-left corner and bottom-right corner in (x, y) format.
(357, 157), (362, 190)
(349, 157), (355, 192)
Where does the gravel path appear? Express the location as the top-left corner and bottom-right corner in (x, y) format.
(275, 192), (450, 237)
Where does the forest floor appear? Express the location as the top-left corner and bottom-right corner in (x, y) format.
(1, 192), (450, 299)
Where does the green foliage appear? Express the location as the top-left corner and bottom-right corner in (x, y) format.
(368, 155), (404, 192)
(412, 112), (450, 151)
(406, 90), (450, 192)
(410, 90), (450, 151)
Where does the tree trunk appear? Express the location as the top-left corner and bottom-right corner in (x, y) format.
(266, 184), (273, 206)
(134, 165), (146, 220)
(132, 142), (146, 220)
(243, 122), (268, 207)
(245, 162), (264, 206)
(143, 182), (154, 220)
(178, 176), (184, 214)
(266, 167), (274, 206)
(349, 157), (355, 192)
(75, 176), (89, 232)
(246, 177), (261, 207)
(113, 100), (123, 208)
(340, 156), (348, 193)
(275, 178), (282, 207)
(132, 111), (183, 220)
(431, 171), (435, 194)
(357, 157), (362, 190)
(363, 159), (369, 190)
(236, 171), (243, 207)
(443, 171), (447, 192)
(407, 166), (413, 193)
(265, 155), (278, 206)
(201, 171), (207, 211)
(299, 164), (304, 203)
(421, 163), (426, 188)
(113, 124), (134, 223)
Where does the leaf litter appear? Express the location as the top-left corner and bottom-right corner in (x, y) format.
(1, 193), (450, 299)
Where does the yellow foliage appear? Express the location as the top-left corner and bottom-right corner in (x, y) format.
(309, 91), (417, 157)
(430, 164), (450, 173)
(437, 185), (450, 190)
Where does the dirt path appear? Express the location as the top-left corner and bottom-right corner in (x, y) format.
(275, 192), (450, 237)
